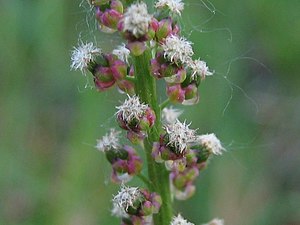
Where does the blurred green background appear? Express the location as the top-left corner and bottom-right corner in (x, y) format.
(1, 0), (299, 224)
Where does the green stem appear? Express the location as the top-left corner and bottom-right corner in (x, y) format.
(159, 99), (171, 110)
(133, 50), (173, 225)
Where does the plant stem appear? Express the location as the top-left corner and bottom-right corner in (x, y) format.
(133, 50), (173, 225)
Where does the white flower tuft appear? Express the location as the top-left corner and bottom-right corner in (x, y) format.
(165, 120), (197, 154)
(116, 95), (148, 122)
(188, 59), (213, 79)
(111, 202), (129, 218)
(112, 184), (142, 211)
(162, 35), (194, 65)
(202, 218), (224, 225)
(155, 0), (184, 15)
(70, 42), (101, 74)
(170, 214), (195, 225)
(162, 107), (183, 124)
(112, 43), (131, 64)
(96, 128), (121, 152)
(122, 2), (152, 38)
(197, 133), (225, 155)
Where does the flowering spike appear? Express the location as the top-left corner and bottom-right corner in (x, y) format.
(70, 42), (101, 74)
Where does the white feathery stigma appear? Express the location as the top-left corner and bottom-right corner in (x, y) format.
(112, 184), (142, 211)
(111, 202), (129, 218)
(165, 120), (197, 154)
(122, 2), (152, 38)
(197, 133), (225, 155)
(70, 42), (101, 74)
(95, 128), (121, 152)
(162, 107), (183, 124)
(116, 95), (148, 122)
(155, 0), (184, 15)
(112, 43), (131, 64)
(170, 214), (195, 225)
(188, 59), (213, 79)
(202, 218), (224, 225)
(162, 35), (194, 65)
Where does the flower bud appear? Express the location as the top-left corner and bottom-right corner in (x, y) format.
(164, 67), (186, 84)
(166, 84), (185, 103)
(100, 9), (122, 30)
(182, 83), (199, 105)
(156, 18), (173, 41)
(127, 41), (147, 56)
(111, 60), (127, 80)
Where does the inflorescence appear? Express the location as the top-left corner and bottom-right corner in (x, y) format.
(71, 0), (225, 224)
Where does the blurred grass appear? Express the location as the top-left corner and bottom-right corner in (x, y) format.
(1, 0), (300, 224)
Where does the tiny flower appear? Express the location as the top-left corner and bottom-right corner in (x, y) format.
(113, 185), (143, 212)
(197, 133), (225, 155)
(203, 218), (224, 225)
(96, 128), (121, 152)
(165, 120), (197, 154)
(122, 2), (152, 38)
(111, 202), (129, 218)
(155, 0), (184, 15)
(170, 214), (195, 225)
(188, 59), (213, 80)
(112, 43), (131, 64)
(162, 35), (194, 65)
(70, 42), (101, 74)
(162, 107), (183, 124)
(116, 95), (149, 122)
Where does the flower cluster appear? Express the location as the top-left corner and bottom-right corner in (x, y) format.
(71, 1), (226, 225)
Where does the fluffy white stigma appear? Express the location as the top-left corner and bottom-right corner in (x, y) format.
(189, 59), (213, 79)
(112, 43), (131, 64)
(112, 185), (142, 211)
(122, 2), (152, 38)
(70, 42), (101, 74)
(116, 95), (148, 122)
(155, 0), (184, 15)
(165, 120), (197, 154)
(111, 202), (129, 218)
(162, 35), (194, 65)
(197, 133), (225, 155)
(202, 218), (224, 225)
(171, 214), (195, 225)
(162, 107), (183, 124)
(95, 129), (121, 152)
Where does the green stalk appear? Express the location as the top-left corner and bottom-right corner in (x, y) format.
(133, 49), (173, 225)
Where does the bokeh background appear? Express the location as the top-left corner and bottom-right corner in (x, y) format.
(1, 0), (300, 224)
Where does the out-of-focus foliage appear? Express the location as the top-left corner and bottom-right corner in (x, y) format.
(0, 0), (299, 224)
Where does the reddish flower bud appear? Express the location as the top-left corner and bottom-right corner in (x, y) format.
(127, 41), (147, 56)
(111, 60), (127, 80)
(166, 84), (185, 103)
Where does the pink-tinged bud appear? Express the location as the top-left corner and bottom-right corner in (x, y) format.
(111, 60), (127, 80)
(95, 7), (103, 20)
(127, 41), (147, 56)
(139, 108), (156, 130)
(183, 83), (199, 105)
(146, 18), (159, 40)
(172, 24), (180, 35)
(160, 63), (177, 78)
(164, 68), (186, 84)
(110, 0), (123, 13)
(117, 80), (135, 95)
(100, 9), (122, 30)
(94, 76), (115, 91)
(93, 66), (116, 91)
(151, 58), (162, 78)
(156, 18), (173, 41)
(166, 84), (185, 103)
(127, 131), (145, 145)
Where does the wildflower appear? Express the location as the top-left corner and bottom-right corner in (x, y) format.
(95, 128), (121, 152)
(122, 2), (152, 38)
(70, 42), (101, 74)
(116, 95), (149, 123)
(188, 59), (213, 80)
(197, 133), (225, 155)
(162, 35), (194, 65)
(113, 185), (143, 212)
(170, 214), (195, 225)
(155, 0), (184, 15)
(162, 107), (183, 124)
(112, 43), (131, 64)
(165, 120), (197, 154)
(203, 218), (224, 225)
